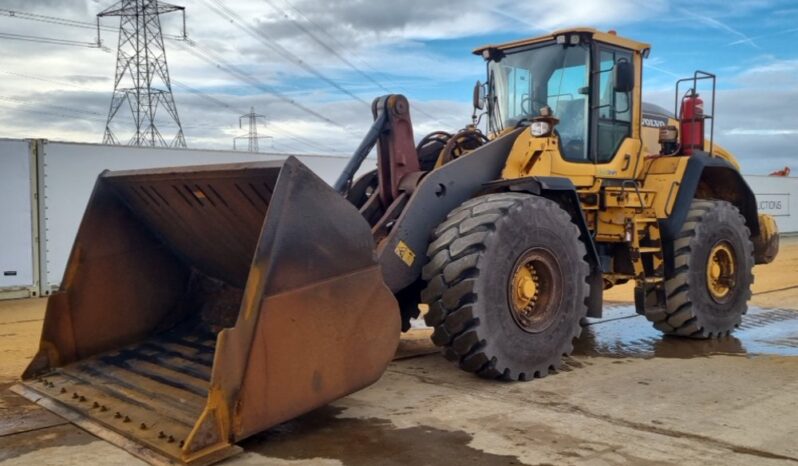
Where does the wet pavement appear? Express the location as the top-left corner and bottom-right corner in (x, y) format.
(3, 299), (798, 465)
(575, 304), (798, 359)
(242, 406), (522, 466)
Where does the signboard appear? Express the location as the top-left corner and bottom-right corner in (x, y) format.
(756, 193), (790, 217)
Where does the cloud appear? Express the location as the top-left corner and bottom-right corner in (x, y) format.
(0, 0), (795, 175)
(508, 0), (668, 31)
(676, 8), (759, 48)
(734, 58), (798, 87)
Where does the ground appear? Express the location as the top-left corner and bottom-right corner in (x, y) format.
(2, 238), (798, 465)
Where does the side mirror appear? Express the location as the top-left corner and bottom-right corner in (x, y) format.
(473, 80), (486, 110)
(613, 59), (634, 93)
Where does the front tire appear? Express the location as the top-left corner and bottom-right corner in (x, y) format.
(645, 199), (754, 337)
(420, 193), (590, 380)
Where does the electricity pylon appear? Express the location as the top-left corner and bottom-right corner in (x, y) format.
(98, 0), (187, 147)
(234, 107), (271, 152)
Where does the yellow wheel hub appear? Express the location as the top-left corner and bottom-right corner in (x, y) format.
(512, 265), (539, 311)
(508, 248), (562, 333)
(706, 241), (736, 302)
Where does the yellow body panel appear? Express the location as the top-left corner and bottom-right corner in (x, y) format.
(474, 27), (651, 56)
(641, 156), (690, 219)
(486, 27), (768, 287)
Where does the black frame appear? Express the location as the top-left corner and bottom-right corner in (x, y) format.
(590, 44), (634, 165)
(484, 36), (639, 167)
(674, 70), (716, 156)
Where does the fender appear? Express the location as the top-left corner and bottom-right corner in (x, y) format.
(378, 128), (524, 293)
(482, 176), (604, 318)
(661, 151), (760, 241)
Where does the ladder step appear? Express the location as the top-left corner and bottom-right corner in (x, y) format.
(643, 277), (664, 284)
(638, 247), (662, 254)
(634, 217), (659, 223)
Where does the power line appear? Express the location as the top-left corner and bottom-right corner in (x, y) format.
(0, 69), (102, 91)
(0, 7), (355, 151)
(0, 31), (106, 49)
(1, 55), (340, 153)
(172, 79), (340, 153)
(0, 95), (104, 117)
(176, 40), (351, 131)
(0, 8), (110, 31)
(0, 7), (185, 41)
(260, 0), (388, 94)
(0, 95), (237, 131)
(265, 0), (443, 123)
(1, 6), (371, 134)
(202, 0), (370, 107)
(0, 100), (110, 124)
(0, 64), (339, 153)
(0, 95), (109, 121)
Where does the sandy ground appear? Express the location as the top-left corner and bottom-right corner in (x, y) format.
(2, 237), (798, 465)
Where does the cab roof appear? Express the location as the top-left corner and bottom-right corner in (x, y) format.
(473, 27), (651, 57)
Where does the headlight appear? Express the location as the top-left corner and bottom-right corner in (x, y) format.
(530, 121), (551, 137)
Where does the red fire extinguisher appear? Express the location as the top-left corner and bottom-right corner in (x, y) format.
(680, 90), (704, 155)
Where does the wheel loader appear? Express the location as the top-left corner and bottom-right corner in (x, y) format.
(14, 27), (779, 464)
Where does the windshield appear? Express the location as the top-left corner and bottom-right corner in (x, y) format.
(488, 43), (590, 161)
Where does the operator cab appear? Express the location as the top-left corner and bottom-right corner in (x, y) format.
(474, 28), (649, 171)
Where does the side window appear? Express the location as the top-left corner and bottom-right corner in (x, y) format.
(507, 66), (532, 119)
(546, 47), (589, 162)
(596, 49), (633, 163)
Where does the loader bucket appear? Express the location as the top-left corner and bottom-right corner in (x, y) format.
(13, 157), (401, 465)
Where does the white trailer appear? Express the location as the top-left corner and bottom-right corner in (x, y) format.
(0, 139), (356, 299)
(0, 138), (795, 300)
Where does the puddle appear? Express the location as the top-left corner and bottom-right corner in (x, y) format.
(574, 305), (798, 359)
(240, 406), (522, 466)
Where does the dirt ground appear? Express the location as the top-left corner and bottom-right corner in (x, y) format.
(2, 237), (798, 465)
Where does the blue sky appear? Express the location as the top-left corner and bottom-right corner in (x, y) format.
(0, 0), (796, 172)
(375, 3), (798, 107)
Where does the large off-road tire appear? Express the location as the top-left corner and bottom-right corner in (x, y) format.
(420, 193), (590, 380)
(645, 199), (754, 337)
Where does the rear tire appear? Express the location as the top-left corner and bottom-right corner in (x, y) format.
(645, 199), (754, 337)
(420, 193), (590, 380)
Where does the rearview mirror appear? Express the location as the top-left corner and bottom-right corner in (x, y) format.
(473, 80), (486, 110)
(613, 59), (634, 93)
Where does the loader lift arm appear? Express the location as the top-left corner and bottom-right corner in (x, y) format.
(343, 97), (525, 290)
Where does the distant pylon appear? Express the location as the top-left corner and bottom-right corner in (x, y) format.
(97, 0), (187, 148)
(234, 107), (272, 152)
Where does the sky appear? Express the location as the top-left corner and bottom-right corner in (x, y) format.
(0, 0), (796, 173)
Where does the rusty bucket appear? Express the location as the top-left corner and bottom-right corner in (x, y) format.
(13, 157), (400, 464)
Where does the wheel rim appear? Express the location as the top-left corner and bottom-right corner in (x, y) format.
(706, 240), (736, 303)
(508, 248), (563, 333)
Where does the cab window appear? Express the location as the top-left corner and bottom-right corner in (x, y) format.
(488, 43), (590, 162)
(596, 48), (633, 163)
(547, 53), (589, 162)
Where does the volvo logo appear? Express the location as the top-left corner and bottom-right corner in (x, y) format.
(642, 117), (667, 128)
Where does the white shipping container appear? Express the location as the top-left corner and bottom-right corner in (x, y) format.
(0, 139), (37, 298)
(37, 141), (357, 292)
(1, 137), (796, 300)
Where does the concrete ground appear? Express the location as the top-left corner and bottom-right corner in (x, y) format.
(3, 238), (798, 465)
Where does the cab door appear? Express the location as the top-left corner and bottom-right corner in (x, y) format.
(591, 45), (643, 180)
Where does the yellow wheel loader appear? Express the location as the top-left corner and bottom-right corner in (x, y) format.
(15, 27), (779, 464)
